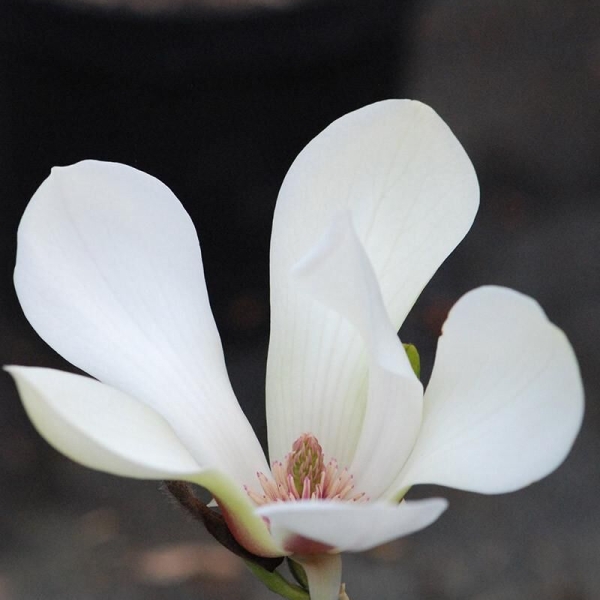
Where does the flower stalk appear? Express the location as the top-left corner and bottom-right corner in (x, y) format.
(164, 480), (282, 572)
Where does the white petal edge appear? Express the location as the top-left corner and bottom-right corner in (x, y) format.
(257, 498), (448, 553)
(267, 99), (479, 467)
(6, 366), (201, 479)
(14, 160), (268, 486)
(292, 213), (423, 498)
(6, 366), (283, 557)
(388, 286), (584, 498)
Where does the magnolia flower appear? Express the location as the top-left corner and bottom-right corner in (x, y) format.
(7, 101), (583, 600)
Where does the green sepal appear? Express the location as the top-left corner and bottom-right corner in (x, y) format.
(403, 343), (421, 379)
(245, 561), (310, 600)
(287, 558), (310, 590)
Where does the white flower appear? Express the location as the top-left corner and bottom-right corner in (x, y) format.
(6, 100), (583, 600)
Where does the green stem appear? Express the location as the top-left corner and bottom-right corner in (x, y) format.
(245, 561), (310, 600)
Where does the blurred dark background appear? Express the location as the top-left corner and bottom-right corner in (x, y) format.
(0, 0), (598, 598)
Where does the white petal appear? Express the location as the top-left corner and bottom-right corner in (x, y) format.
(293, 213), (422, 498)
(257, 498), (448, 553)
(267, 100), (478, 467)
(389, 286), (584, 497)
(6, 365), (283, 558)
(5, 366), (201, 479)
(15, 161), (269, 486)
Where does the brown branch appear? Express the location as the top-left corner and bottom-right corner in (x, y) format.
(163, 480), (283, 572)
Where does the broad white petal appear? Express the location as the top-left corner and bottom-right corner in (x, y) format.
(293, 213), (422, 498)
(15, 161), (269, 486)
(267, 100), (478, 467)
(6, 366), (201, 479)
(6, 365), (283, 557)
(389, 286), (584, 497)
(257, 498), (448, 553)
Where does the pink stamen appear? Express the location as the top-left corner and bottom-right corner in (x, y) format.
(247, 433), (369, 506)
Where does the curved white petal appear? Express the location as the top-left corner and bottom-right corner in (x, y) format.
(267, 100), (479, 467)
(15, 161), (268, 487)
(389, 286), (584, 497)
(257, 498), (448, 553)
(6, 366), (201, 479)
(293, 213), (422, 498)
(5, 365), (283, 557)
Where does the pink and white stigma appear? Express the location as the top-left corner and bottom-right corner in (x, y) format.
(246, 433), (369, 505)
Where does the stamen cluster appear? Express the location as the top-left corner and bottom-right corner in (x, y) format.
(246, 433), (368, 506)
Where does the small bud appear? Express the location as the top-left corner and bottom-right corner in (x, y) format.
(403, 343), (421, 379)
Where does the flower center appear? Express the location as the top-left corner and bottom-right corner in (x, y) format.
(288, 432), (325, 496)
(246, 433), (368, 506)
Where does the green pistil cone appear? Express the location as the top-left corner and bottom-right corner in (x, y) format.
(288, 434), (325, 496)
